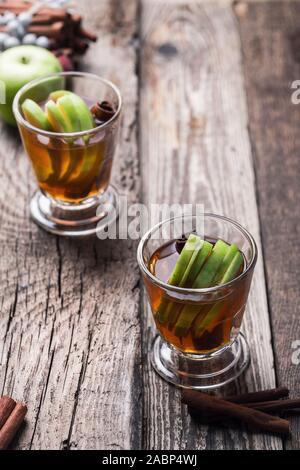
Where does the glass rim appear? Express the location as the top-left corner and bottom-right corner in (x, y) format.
(13, 71), (122, 138)
(137, 213), (258, 295)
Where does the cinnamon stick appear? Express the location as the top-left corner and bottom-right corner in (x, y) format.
(0, 401), (27, 450)
(0, 396), (16, 429)
(78, 26), (97, 42)
(188, 399), (300, 425)
(242, 398), (300, 412)
(31, 12), (70, 25)
(70, 13), (82, 28)
(182, 390), (289, 435)
(0, 1), (97, 56)
(0, 1), (29, 13)
(224, 387), (289, 404)
(73, 38), (89, 54)
(185, 388), (292, 424)
(28, 21), (65, 39)
(91, 101), (116, 122)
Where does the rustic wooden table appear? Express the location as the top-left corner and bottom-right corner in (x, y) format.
(0, 0), (299, 450)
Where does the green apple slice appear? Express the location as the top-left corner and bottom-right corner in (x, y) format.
(45, 99), (73, 181)
(57, 95), (81, 133)
(173, 240), (230, 337)
(48, 91), (95, 183)
(193, 301), (225, 340)
(58, 145), (84, 184)
(168, 234), (203, 286)
(156, 234), (202, 326)
(79, 141), (105, 176)
(63, 142), (106, 199)
(46, 100), (72, 133)
(46, 142), (68, 184)
(21, 100), (63, 182)
(52, 93), (89, 182)
(50, 90), (94, 132)
(173, 304), (203, 338)
(23, 131), (54, 183)
(220, 251), (243, 284)
(21, 99), (51, 131)
(68, 93), (94, 132)
(213, 243), (238, 284)
(166, 239), (213, 330)
(192, 239), (230, 288)
(49, 90), (72, 102)
(193, 251), (244, 338)
(180, 240), (213, 287)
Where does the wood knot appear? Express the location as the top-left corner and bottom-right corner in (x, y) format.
(157, 43), (178, 57)
(190, 115), (206, 132)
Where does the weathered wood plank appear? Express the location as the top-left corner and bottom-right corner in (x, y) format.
(140, 0), (281, 449)
(0, 0), (141, 449)
(237, 0), (300, 449)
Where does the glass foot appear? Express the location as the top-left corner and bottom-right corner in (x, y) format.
(151, 333), (250, 390)
(30, 185), (119, 238)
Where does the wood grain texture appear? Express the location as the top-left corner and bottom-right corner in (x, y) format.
(237, 0), (300, 449)
(0, 0), (141, 450)
(140, 0), (281, 449)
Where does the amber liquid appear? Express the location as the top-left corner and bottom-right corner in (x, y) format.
(145, 239), (251, 354)
(20, 98), (116, 203)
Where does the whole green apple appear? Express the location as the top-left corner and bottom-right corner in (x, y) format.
(0, 45), (62, 126)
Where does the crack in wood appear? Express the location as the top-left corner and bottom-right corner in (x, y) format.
(55, 237), (62, 299)
(5, 281), (19, 338)
(1, 334), (13, 396)
(29, 349), (55, 449)
(47, 309), (57, 356)
(63, 351), (86, 450)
